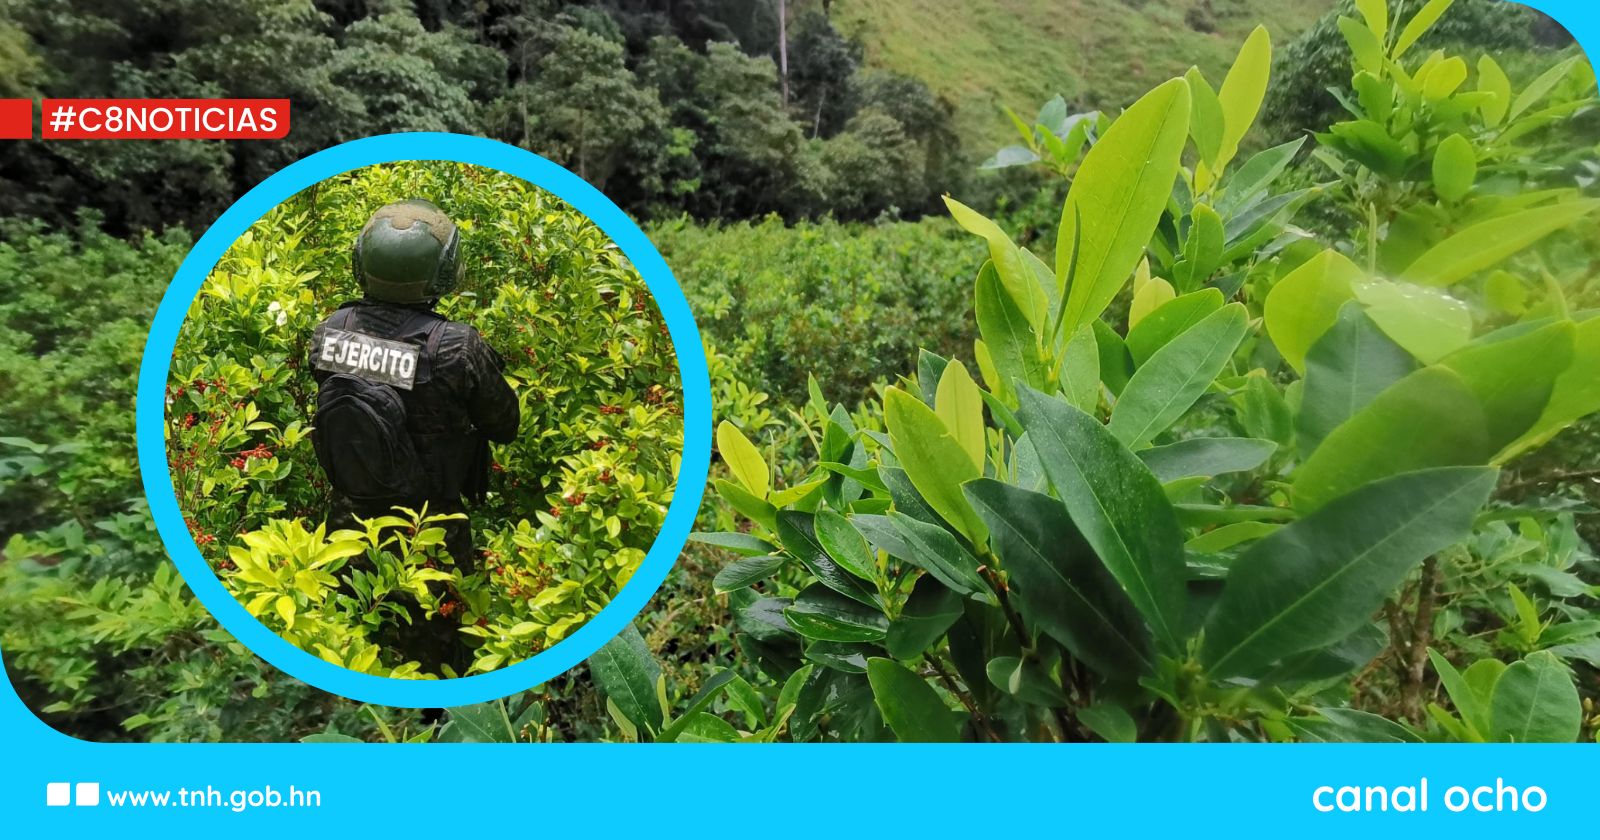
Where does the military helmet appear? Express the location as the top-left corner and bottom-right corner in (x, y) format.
(352, 199), (462, 304)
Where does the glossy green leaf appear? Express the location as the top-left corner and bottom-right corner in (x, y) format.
(1109, 303), (1248, 450)
(1477, 55), (1511, 125)
(1138, 437), (1276, 483)
(1292, 709), (1422, 743)
(1129, 272), (1175, 329)
(1355, 0), (1387, 41)
(1355, 281), (1471, 364)
(1264, 249), (1361, 372)
(1214, 25), (1271, 173)
(1498, 315), (1600, 461)
(1510, 56), (1579, 121)
(886, 575), (964, 660)
(867, 658), (961, 742)
(1262, 623), (1387, 686)
(985, 656), (1069, 707)
(877, 466), (941, 526)
(1440, 320), (1576, 452)
(918, 349), (951, 408)
(1094, 319), (1135, 396)
(1399, 200), (1600, 286)
(1058, 77), (1192, 331)
(769, 475), (828, 509)
(1078, 702), (1138, 743)
(1429, 649), (1489, 740)
(1017, 386), (1188, 652)
(1185, 67), (1224, 167)
(671, 712), (739, 743)
(775, 511), (875, 605)
(1236, 374), (1294, 447)
(1485, 270), (1527, 316)
(1294, 367), (1490, 512)
(1338, 16), (1384, 74)
(1125, 287), (1224, 366)
(1490, 651), (1581, 742)
(713, 555), (787, 593)
(1186, 521), (1281, 554)
(730, 593), (794, 642)
(784, 584), (888, 643)
(714, 479), (777, 532)
(690, 531), (776, 556)
(886, 512), (994, 604)
(1394, 0), (1454, 58)
(804, 641), (874, 674)
(946, 197), (1047, 330)
(1174, 203), (1226, 289)
(1422, 56), (1468, 100)
(965, 478), (1153, 679)
(1431, 133), (1476, 202)
(1353, 70), (1393, 122)
(884, 386), (987, 544)
(974, 261), (1048, 406)
(815, 510), (879, 583)
(935, 360), (986, 472)
(656, 671), (738, 742)
(1298, 304), (1416, 455)
(716, 420), (768, 499)
(1217, 138), (1306, 215)
(1059, 323), (1101, 414)
(1327, 119), (1410, 178)
(1464, 659), (1507, 710)
(589, 624), (664, 735)
(1202, 466), (1497, 679)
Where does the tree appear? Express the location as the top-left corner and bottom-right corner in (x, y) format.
(487, 24), (669, 197)
(787, 9), (859, 138)
(816, 109), (922, 218)
(690, 43), (807, 218)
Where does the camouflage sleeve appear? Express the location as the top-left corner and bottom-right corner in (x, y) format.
(450, 325), (521, 443)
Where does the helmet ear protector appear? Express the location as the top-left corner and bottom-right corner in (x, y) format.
(352, 198), (462, 304)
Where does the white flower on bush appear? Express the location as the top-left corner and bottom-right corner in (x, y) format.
(267, 300), (288, 327)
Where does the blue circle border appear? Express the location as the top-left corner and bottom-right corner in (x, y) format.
(135, 133), (712, 707)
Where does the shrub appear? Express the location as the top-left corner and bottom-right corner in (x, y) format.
(166, 161), (684, 677)
(655, 214), (981, 406)
(593, 4), (1600, 743)
(0, 221), (412, 742)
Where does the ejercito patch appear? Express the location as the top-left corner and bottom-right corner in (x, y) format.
(314, 328), (421, 390)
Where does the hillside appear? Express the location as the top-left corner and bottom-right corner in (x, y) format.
(832, 0), (1331, 148)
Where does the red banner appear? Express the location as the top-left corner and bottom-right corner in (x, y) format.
(0, 99), (31, 140)
(39, 99), (290, 140)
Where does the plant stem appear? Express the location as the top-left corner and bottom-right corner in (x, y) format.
(1366, 201), (1379, 275)
(1401, 555), (1440, 724)
(978, 549), (1079, 741)
(929, 654), (1001, 742)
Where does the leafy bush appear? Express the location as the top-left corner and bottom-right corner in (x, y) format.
(593, 3), (1600, 743)
(1262, 0), (1551, 146)
(1, 221), (417, 742)
(656, 214), (981, 406)
(166, 160), (684, 678)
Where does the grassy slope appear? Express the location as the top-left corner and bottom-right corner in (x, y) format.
(832, 0), (1331, 149)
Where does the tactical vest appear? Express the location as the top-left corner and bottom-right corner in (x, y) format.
(309, 300), (500, 509)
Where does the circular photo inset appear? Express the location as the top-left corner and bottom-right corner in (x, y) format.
(164, 160), (684, 679)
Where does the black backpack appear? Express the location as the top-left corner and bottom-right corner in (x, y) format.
(311, 309), (444, 503)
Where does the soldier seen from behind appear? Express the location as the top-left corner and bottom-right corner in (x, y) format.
(309, 198), (520, 675)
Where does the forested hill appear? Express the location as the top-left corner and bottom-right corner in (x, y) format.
(0, 0), (1569, 235)
(831, 0), (1328, 146)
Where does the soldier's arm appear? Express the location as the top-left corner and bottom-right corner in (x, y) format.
(458, 328), (521, 443)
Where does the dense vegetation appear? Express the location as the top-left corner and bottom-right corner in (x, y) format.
(600, 0), (1600, 743)
(3, 0), (1598, 743)
(0, 0), (963, 233)
(168, 161), (683, 678)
